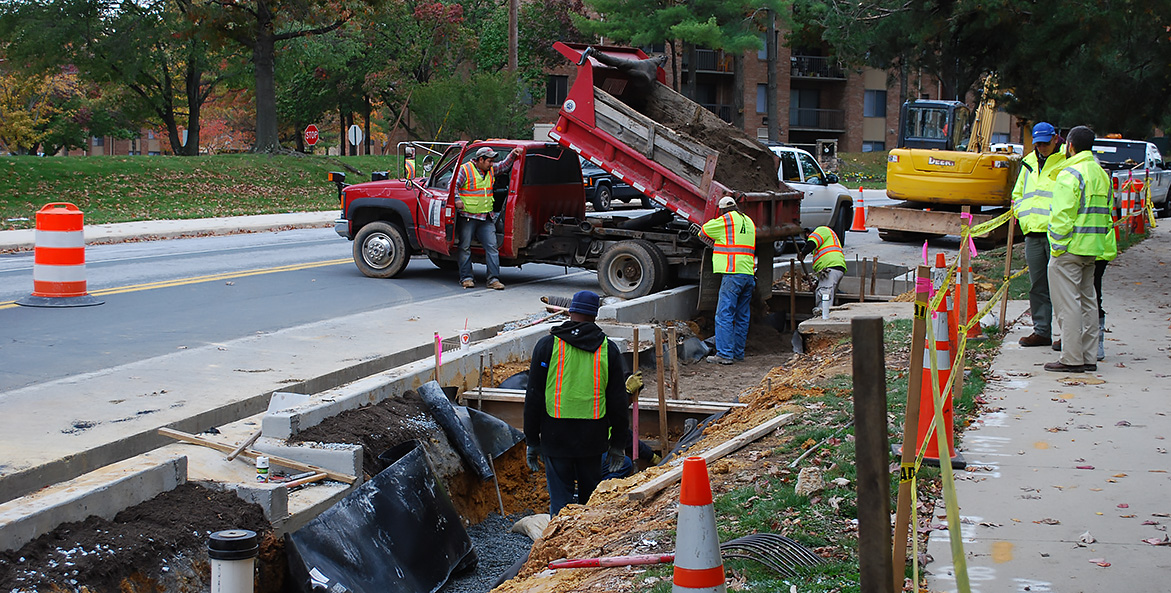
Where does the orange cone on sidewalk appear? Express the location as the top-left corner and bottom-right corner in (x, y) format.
(673, 457), (726, 593)
(932, 253), (958, 360)
(917, 305), (960, 465)
(849, 186), (867, 232)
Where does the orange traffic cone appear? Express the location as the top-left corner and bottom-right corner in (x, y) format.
(917, 304), (961, 466)
(953, 266), (981, 340)
(849, 187), (867, 232)
(673, 457), (726, 593)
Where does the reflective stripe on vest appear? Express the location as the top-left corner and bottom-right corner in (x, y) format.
(458, 161), (494, 214)
(545, 337), (608, 419)
(810, 226), (845, 273)
(1013, 149), (1067, 234)
(1049, 156), (1113, 257)
(704, 211), (756, 275)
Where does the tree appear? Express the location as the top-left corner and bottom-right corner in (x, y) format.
(800, 0), (1171, 137)
(476, 0), (592, 92)
(410, 71), (532, 140)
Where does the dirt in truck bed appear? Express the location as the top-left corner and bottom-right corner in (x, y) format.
(645, 84), (783, 194)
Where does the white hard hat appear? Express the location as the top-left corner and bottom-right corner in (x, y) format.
(718, 196), (737, 209)
(474, 146), (497, 160)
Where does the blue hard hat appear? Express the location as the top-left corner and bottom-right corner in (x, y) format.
(1032, 122), (1056, 143)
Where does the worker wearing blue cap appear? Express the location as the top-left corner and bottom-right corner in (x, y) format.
(1012, 121), (1067, 347)
(523, 290), (640, 514)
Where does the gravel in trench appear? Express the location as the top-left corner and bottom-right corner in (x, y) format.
(444, 513), (535, 593)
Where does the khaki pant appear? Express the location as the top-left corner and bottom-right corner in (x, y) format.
(1047, 253), (1098, 366)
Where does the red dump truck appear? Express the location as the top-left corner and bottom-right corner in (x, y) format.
(329, 43), (801, 299)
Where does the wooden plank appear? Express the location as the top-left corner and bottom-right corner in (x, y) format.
(594, 89), (713, 172)
(627, 412), (794, 501)
(655, 327), (669, 457)
(867, 206), (999, 237)
(158, 427), (357, 484)
(699, 153), (718, 197)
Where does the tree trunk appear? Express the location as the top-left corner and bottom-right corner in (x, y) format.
(184, 60), (202, 156)
(667, 39), (679, 92)
(766, 12), (779, 143)
(363, 98), (371, 156)
(251, 3), (280, 153)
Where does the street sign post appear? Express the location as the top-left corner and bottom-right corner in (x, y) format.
(304, 125), (319, 147)
(347, 124), (363, 146)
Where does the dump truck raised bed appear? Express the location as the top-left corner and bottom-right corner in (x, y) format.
(329, 43), (800, 302)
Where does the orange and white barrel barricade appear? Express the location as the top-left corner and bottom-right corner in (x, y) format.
(673, 457), (726, 593)
(16, 202), (103, 308)
(917, 305), (961, 466)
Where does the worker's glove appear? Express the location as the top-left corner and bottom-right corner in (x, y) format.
(606, 445), (626, 474)
(526, 445), (541, 473)
(625, 370), (644, 395)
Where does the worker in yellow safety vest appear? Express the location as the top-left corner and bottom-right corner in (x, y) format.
(403, 145), (416, 178)
(523, 290), (640, 515)
(454, 145), (521, 290)
(699, 195), (756, 365)
(1044, 125), (1114, 373)
(1012, 122), (1067, 348)
(799, 225), (847, 316)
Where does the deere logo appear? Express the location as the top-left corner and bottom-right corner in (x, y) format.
(929, 157), (955, 167)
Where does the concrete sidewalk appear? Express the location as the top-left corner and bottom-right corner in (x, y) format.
(926, 229), (1171, 591)
(0, 211), (337, 252)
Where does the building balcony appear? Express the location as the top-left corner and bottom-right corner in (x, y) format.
(701, 103), (733, 123)
(684, 49), (734, 74)
(790, 108), (845, 132)
(790, 55), (845, 80)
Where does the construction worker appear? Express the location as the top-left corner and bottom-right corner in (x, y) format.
(1045, 126), (1114, 372)
(1013, 122), (1067, 347)
(403, 145), (416, 178)
(699, 195), (756, 365)
(454, 146), (521, 290)
(523, 290), (636, 515)
(799, 225), (847, 315)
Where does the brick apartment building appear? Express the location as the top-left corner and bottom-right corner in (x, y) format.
(529, 42), (1023, 157)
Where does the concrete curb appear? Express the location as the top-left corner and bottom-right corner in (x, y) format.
(0, 454), (187, 553)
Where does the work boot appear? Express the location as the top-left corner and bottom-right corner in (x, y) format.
(706, 355), (733, 365)
(1018, 333), (1052, 347)
(1083, 363), (1098, 372)
(1051, 339), (1061, 351)
(461, 279), (474, 289)
(1043, 361), (1083, 372)
(487, 279), (506, 290)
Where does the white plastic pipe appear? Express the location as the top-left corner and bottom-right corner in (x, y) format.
(208, 529), (258, 593)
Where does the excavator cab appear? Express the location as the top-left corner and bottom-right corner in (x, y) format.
(897, 100), (971, 151)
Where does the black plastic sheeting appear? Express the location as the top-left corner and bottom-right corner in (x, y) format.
(419, 381), (495, 480)
(466, 406), (525, 459)
(497, 371), (528, 390)
(285, 440), (476, 593)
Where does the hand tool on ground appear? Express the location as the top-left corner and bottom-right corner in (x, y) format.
(226, 428), (263, 461)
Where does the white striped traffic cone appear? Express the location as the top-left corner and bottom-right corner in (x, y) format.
(16, 202), (103, 308)
(673, 457), (725, 593)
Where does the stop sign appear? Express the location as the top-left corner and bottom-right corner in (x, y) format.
(304, 124), (319, 146)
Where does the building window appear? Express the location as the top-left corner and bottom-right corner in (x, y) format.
(545, 75), (568, 107)
(991, 132), (1009, 144)
(92, 137), (104, 147)
(756, 84), (767, 114)
(862, 141), (885, 152)
(147, 130), (155, 140)
(864, 90), (887, 118)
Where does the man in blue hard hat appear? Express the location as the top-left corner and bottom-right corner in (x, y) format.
(1012, 122), (1066, 347)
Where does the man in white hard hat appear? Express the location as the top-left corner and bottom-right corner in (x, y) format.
(698, 194), (756, 365)
(454, 145), (522, 289)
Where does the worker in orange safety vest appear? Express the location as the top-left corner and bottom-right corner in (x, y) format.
(799, 226), (847, 315)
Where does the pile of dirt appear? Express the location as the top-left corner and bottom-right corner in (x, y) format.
(289, 391), (548, 523)
(0, 484), (275, 593)
(772, 269), (818, 293)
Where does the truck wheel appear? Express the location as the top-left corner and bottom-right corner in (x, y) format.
(593, 184), (613, 211)
(833, 202), (851, 246)
(353, 222), (409, 278)
(598, 240), (662, 299)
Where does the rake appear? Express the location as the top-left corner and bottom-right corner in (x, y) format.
(548, 532), (825, 577)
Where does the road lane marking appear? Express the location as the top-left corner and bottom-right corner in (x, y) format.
(0, 258), (351, 309)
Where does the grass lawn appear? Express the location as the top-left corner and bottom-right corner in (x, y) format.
(0, 154), (403, 231)
(835, 151), (888, 189)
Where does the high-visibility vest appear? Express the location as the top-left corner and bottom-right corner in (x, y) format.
(1049, 151), (1114, 258)
(405, 159), (416, 178)
(809, 226), (845, 273)
(1011, 147), (1067, 234)
(457, 161), (494, 214)
(545, 337), (608, 419)
(701, 211), (756, 274)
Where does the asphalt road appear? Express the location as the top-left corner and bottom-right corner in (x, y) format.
(0, 228), (588, 392)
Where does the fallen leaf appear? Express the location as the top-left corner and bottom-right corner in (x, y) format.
(1121, 514), (1136, 518)
(1034, 518), (1061, 525)
(1077, 465), (1096, 470)
(1119, 503), (1130, 508)
(1091, 488), (1103, 491)
(1080, 531), (1096, 544)
(831, 477), (850, 487)
(1155, 513), (1171, 517)
(1142, 535), (1171, 546)
(1113, 473), (1128, 478)
(1116, 420), (1132, 426)
(1143, 520), (1161, 526)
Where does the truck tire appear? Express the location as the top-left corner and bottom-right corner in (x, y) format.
(353, 221), (409, 278)
(832, 202), (851, 246)
(597, 240), (664, 299)
(592, 184), (613, 212)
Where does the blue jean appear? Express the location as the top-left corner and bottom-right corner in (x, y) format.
(457, 215), (500, 283)
(715, 273), (754, 360)
(543, 454), (603, 515)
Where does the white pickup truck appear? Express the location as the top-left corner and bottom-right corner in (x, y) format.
(1091, 138), (1170, 218)
(769, 144), (856, 243)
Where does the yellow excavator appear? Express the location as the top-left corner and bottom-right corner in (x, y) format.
(873, 77), (1021, 241)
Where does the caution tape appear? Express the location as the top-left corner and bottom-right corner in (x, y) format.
(966, 210), (1014, 238)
